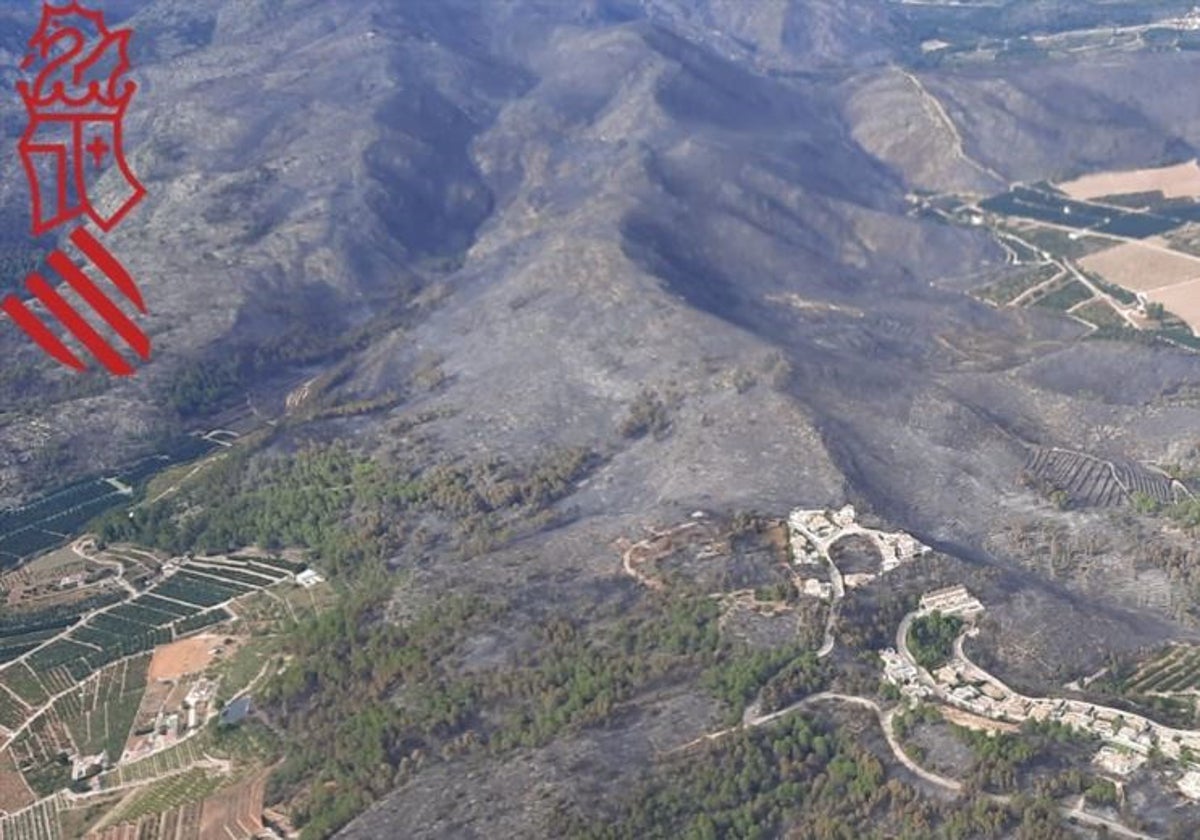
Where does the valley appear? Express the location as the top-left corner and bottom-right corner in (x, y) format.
(6, 0), (1200, 837)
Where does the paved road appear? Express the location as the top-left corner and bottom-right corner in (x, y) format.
(751, 692), (962, 791)
(689, 688), (1160, 839)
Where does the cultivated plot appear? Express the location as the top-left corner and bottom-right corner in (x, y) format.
(1148, 280), (1200, 335)
(1058, 160), (1200, 201)
(1078, 241), (1200, 292)
(0, 547), (309, 836)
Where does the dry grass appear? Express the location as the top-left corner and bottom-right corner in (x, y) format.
(1148, 280), (1200, 335)
(0, 748), (35, 812)
(939, 705), (1019, 734)
(198, 771), (266, 840)
(1058, 160), (1200, 200)
(1079, 241), (1200, 292)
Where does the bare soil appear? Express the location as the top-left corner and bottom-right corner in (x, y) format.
(1058, 161), (1200, 200)
(147, 635), (231, 682)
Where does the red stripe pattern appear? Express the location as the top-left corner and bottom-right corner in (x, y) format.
(0, 225), (149, 376)
(0, 293), (86, 371)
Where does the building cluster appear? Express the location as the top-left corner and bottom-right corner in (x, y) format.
(919, 586), (984, 618)
(786, 505), (931, 601)
(885, 588), (1200, 799)
(787, 508), (838, 565)
(800, 579), (833, 600)
(185, 678), (217, 730)
(880, 647), (932, 703)
(71, 750), (108, 781)
(1094, 745), (1147, 778)
(122, 676), (220, 763)
(1176, 7), (1200, 30)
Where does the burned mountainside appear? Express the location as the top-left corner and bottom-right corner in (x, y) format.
(2, 1), (1200, 836)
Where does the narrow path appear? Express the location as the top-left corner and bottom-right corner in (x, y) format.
(261, 588), (299, 625)
(1062, 795), (1161, 840)
(142, 454), (227, 508)
(73, 538), (139, 598)
(898, 68), (1005, 185)
(985, 224), (1142, 329)
(1010, 268), (1067, 307)
(677, 689), (1159, 838)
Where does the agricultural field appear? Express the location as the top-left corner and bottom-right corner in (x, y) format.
(1073, 298), (1127, 329)
(1078, 241), (1200, 293)
(2, 664), (49, 708)
(148, 635), (233, 683)
(211, 637), (277, 704)
(195, 771), (267, 840)
(0, 546), (307, 836)
(1057, 160), (1200, 201)
(282, 577), (336, 617)
(0, 424), (306, 837)
(99, 768), (227, 827)
(0, 480), (127, 567)
(86, 767), (267, 840)
(54, 656), (150, 761)
(976, 263), (1062, 306)
(1146, 280), (1200, 336)
(0, 686), (29, 732)
(979, 185), (1184, 238)
(0, 794), (66, 840)
(1031, 278), (1093, 312)
(101, 736), (209, 790)
(0, 436), (221, 566)
(1126, 645), (1200, 695)
(1164, 222), (1200, 257)
(0, 747), (35, 812)
(2, 547), (89, 593)
(951, 175), (1200, 340)
(1008, 224), (1117, 260)
(85, 545), (167, 591)
(1023, 447), (1178, 509)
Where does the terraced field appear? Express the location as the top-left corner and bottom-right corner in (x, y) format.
(0, 793), (66, 840)
(976, 263), (1062, 306)
(0, 549), (303, 828)
(5, 557), (292, 693)
(1023, 446), (1179, 508)
(86, 766), (266, 840)
(101, 736), (208, 790)
(980, 185), (1191, 238)
(55, 656), (150, 761)
(0, 436), (220, 566)
(0, 427), (300, 835)
(1128, 645), (1200, 695)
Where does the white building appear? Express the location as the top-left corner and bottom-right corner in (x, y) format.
(296, 569), (325, 588)
(800, 578), (833, 600)
(919, 586), (984, 617)
(1179, 770), (1200, 800)
(832, 505), (857, 528)
(1094, 746), (1146, 778)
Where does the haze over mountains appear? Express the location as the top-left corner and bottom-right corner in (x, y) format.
(3, 1), (1200, 834)
(0, 0), (1188, 654)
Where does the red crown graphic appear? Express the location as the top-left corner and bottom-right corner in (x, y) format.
(3, 1), (152, 377)
(17, 1), (135, 119)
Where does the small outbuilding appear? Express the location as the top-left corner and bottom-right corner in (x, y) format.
(220, 696), (252, 727)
